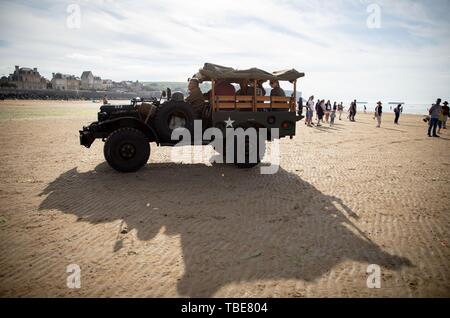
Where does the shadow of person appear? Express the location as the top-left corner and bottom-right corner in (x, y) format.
(39, 162), (412, 297)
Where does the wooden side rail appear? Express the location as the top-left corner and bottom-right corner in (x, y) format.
(215, 95), (293, 111)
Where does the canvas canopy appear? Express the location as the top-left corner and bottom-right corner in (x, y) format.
(192, 63), (305, 82)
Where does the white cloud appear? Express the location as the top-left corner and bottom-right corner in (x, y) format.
(0, 0), (448, 102)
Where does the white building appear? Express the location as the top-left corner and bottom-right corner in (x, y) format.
(51, 73), (80, 90)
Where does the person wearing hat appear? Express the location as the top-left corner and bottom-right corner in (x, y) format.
(374, 101), (383, 128)
(442, 101), (449, 129)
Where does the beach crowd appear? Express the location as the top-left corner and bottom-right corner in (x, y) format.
(298, 97), (449, 137)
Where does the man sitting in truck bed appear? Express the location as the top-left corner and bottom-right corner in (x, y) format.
(270, 80), (288, 111)
(186, 78), (205, 119)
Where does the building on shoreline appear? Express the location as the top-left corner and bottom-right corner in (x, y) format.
(4, 66), (48, 90)
(0, 66), (164, 96)
(80, 71), (94, 90)
(51, 73), (81, 90)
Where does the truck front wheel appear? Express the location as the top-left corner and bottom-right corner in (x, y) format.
(104, 128), (150, 172)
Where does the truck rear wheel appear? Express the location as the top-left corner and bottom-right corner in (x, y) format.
(234, 136), (266, 169)
(104, 128), (150, 172)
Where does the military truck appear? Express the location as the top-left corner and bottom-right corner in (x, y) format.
(79, 63), (305, 172)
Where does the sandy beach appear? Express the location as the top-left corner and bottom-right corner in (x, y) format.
(0, 100), (449, 297)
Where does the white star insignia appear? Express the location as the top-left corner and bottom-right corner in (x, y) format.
(224, 117), (235, 128)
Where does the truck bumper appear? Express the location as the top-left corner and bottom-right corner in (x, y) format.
(79, 125), (96, 148)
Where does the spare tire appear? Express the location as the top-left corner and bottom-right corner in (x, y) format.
(153, 101), (194, 142)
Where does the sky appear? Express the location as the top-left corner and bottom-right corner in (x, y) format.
(0, 0), (449, 103)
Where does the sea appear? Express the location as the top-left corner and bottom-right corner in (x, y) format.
(355, 102), (431, 116)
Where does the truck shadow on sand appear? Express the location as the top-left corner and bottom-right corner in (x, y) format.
(39, 162), (412, 297)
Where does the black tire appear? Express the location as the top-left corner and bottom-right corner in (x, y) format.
(153, 101), (194, 142)
(234, 134), (266, 169)
(213, 126), (266, 168)
(104, 128), (150, 173)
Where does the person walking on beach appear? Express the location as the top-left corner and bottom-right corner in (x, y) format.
(394, 104), (403, 124)
(298, 97), (304, 119)
(437, 108), (445, 135)
(317, 100), (325, 126)
(374, 101), (383, 128)
(442, 101), (449, 129)
(315, 99), (320, 121)
(330, 102), (337, 127)
(338, 102), (344, 120)
(306, 95), (314, 127)
(364, 105), (367, 113)
(428, 98), (442, 137)
(102, 95), (109, 105)
(349, 100), (357, 121)
(325, 100), (331, 123)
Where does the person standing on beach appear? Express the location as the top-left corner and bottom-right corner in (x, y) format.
(306, 95), (314, 127)
(428, 98), (442, 137)
(394, 104), (403, 124)
(338, 102), (344, 120)
(349, 100), (357, 121)
(298, 97), (304, 119)
(102, 95), (108, 105)
(442, 101), (449, 129)
(315, 99), (320, 121)
(325, 100), (331, 123)
(374, 101), (383, 128)
(364, 105), (367, 113)
(437, 109), (445, 135)
(330, 102), (337, 127)
(317, 100), (325, 126)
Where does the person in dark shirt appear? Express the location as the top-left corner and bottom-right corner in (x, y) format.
(374, 101), (383, 128)
(257, 80), (266, 96)
(394, 104), (403, 124)
(316, 100), (325, 126)
(298, 97), (304, 118)
(269, 80), (285, 97)
(215, 80), (235, 96)
(269, 80), (287, 111)
(349, 100), (357, 122)
(442, 101), (449, 129)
